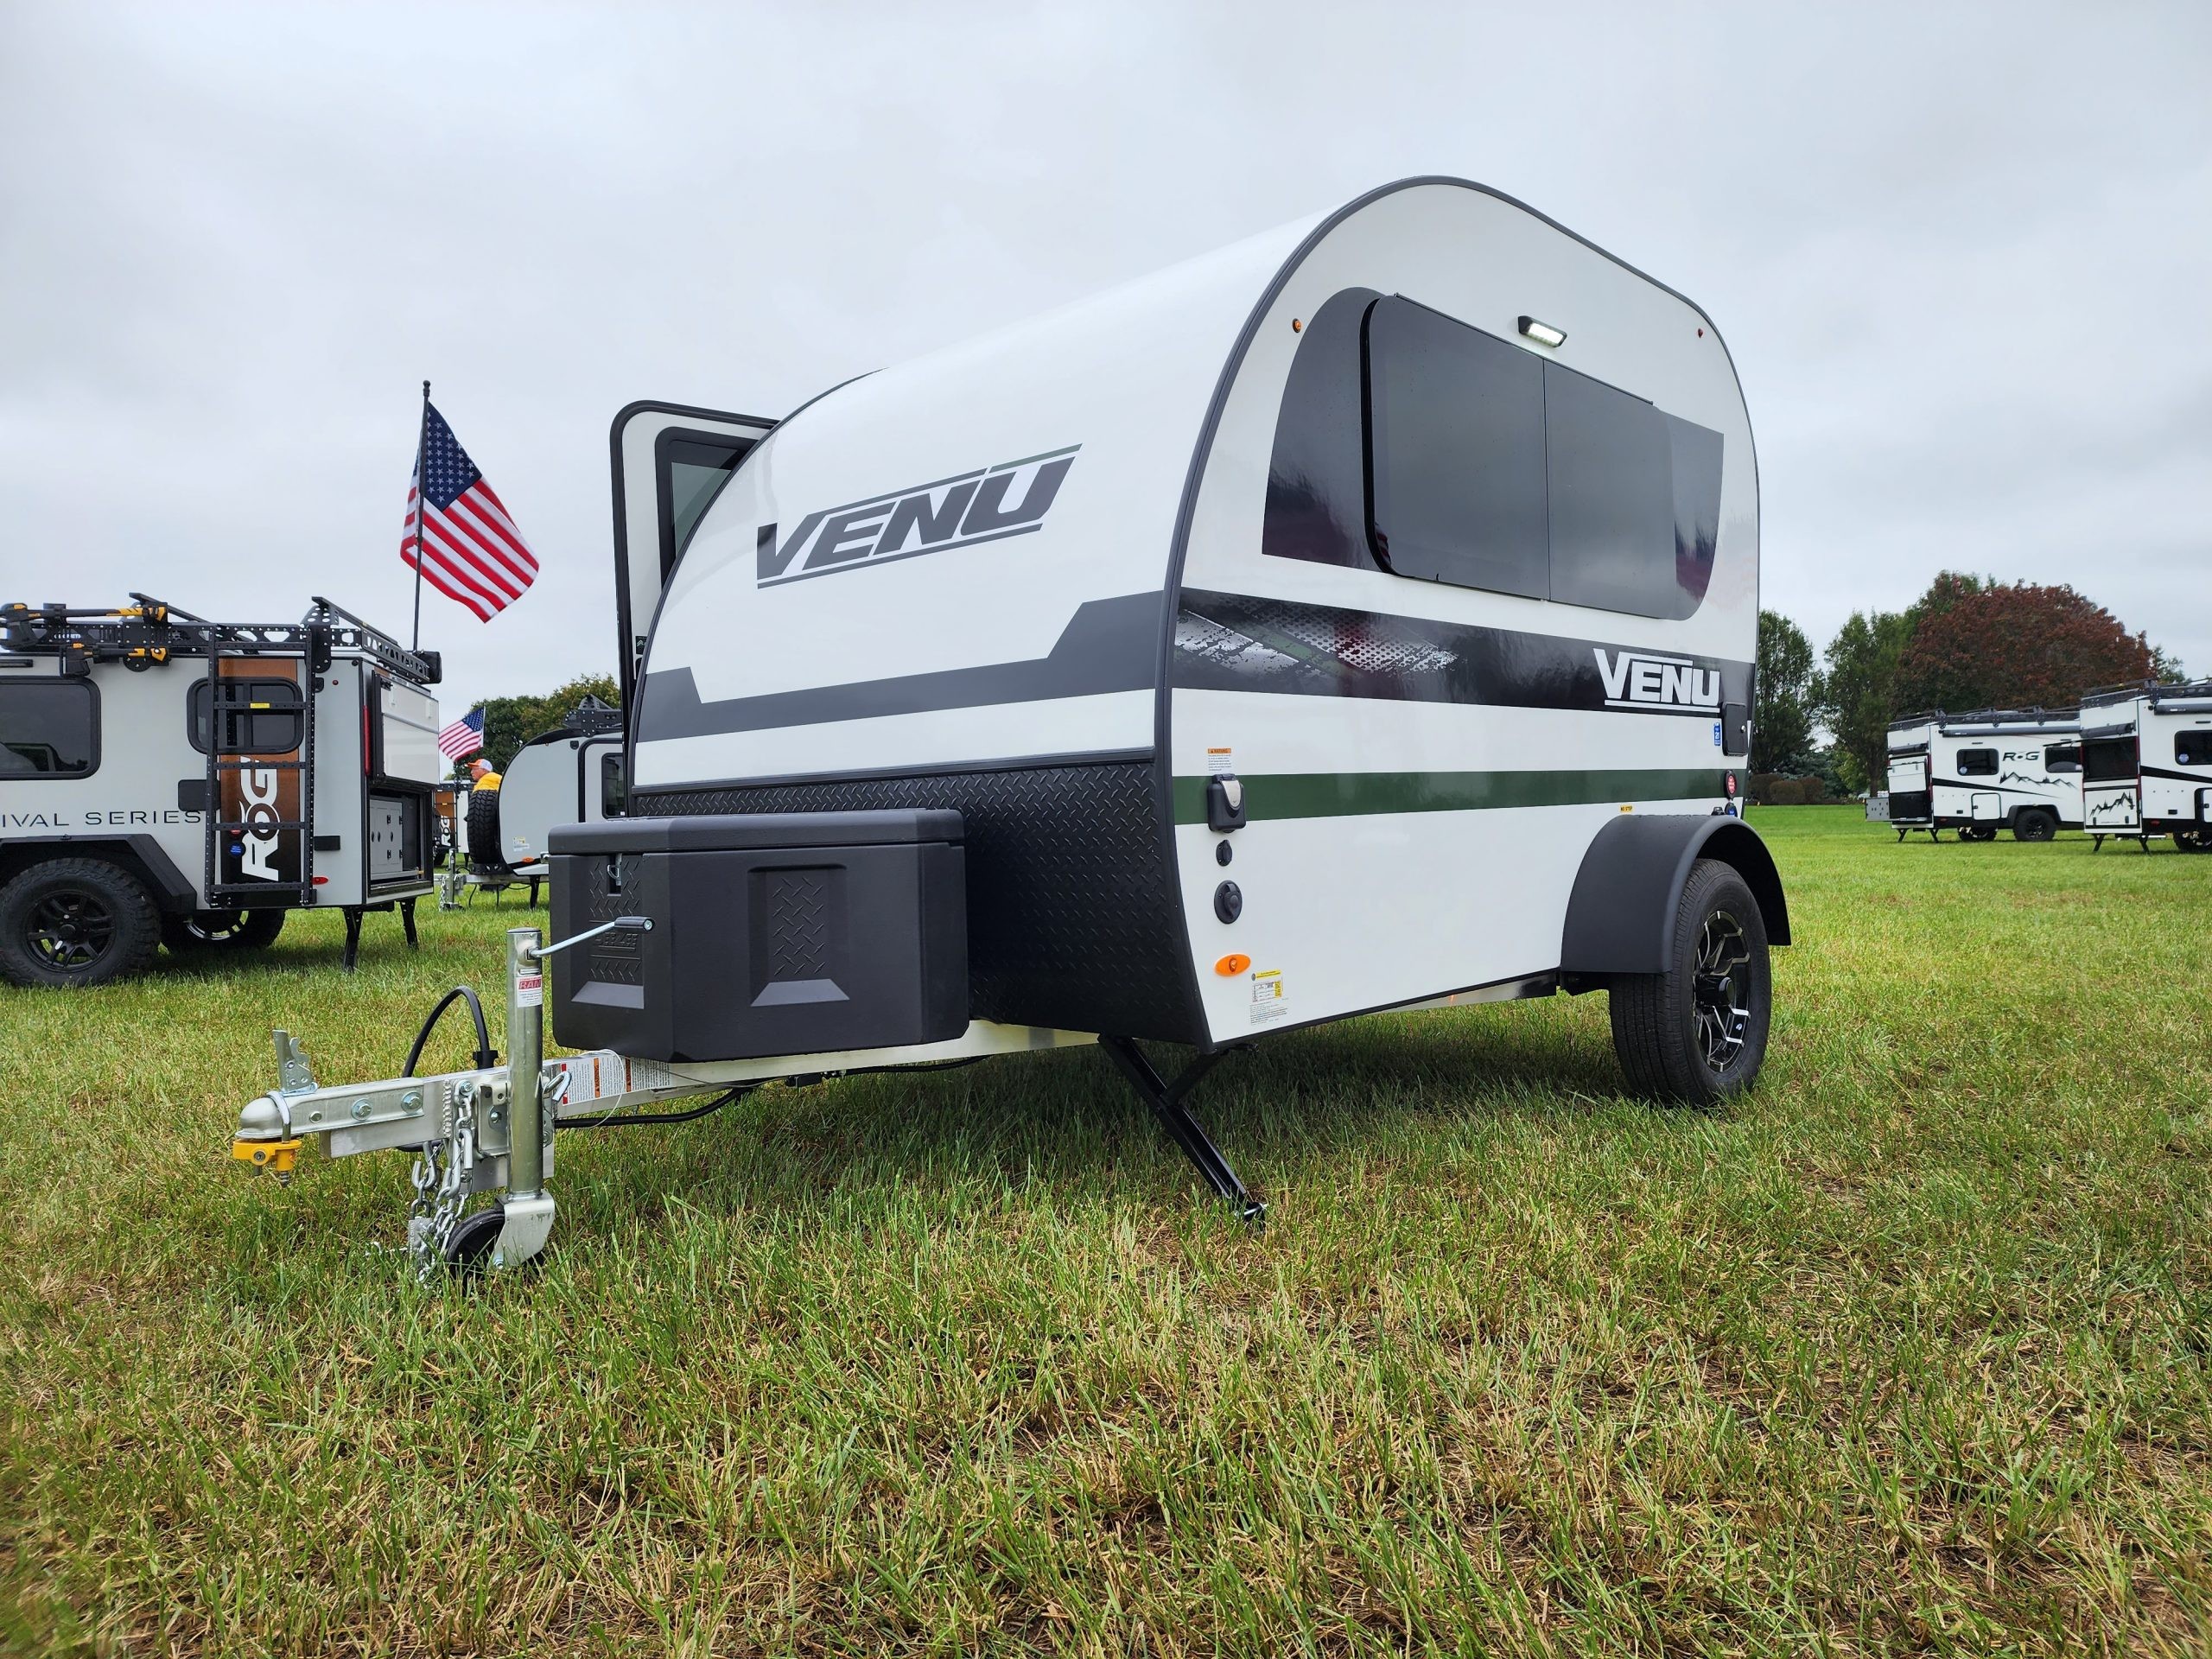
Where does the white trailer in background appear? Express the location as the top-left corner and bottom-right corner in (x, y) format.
(2080, 681), (2212, 852)
(1884, 709), (2082, 842)
(234, 177), (1791, 1275)
(0, 595), (443, 985)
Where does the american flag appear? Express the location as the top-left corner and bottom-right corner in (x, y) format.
(402, 404), (539, 621)
(437, 707), (486, 762)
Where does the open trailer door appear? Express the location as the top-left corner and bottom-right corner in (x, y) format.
(608, 403), (777, 707)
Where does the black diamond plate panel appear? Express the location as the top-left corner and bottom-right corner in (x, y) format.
(764, 868), (831, 981)
(639, 761), (1199, 1041)
(582, 853), (645, 985)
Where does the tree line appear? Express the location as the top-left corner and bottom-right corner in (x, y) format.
(1756, 575), (2181, 795)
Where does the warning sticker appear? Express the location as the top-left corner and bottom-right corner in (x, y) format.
(514, 970), (543, 1007)
(1205, 747), (1235, 776)
(1249, 968), (1288, 1026)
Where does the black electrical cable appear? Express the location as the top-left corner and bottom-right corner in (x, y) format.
(402, 985), (497, 1077)
(558, 1085), (753, 1131)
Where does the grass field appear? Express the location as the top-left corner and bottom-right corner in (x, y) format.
(3, 804), (2209, 1656)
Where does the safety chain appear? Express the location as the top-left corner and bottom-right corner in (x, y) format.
(404, 1081), (479, 1284)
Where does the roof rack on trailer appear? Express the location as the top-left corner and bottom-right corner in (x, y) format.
(2082, 678), (2212, 707)
(0, 594), (440, 685)
(1886, 705), (2079, 731)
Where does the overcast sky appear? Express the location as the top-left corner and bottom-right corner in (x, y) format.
(3, 2), (2206, 720)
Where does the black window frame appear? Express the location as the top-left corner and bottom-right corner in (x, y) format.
(2176, 730), (2212, 769)
(2044, 741), (2082, 774)
(1955, 747), (1999, 777)
(0, 678), (100, 780)
(188, 677), (306, 757)
(654, 428), (758, 587)
(1267, 289), (1727, 621)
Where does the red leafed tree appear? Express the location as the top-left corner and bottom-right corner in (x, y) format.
(1893, 575), (2152, 713)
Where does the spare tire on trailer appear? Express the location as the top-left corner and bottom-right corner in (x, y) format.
(467, 779), (512, 877)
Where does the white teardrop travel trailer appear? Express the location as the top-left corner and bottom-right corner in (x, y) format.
(2079, 681), (2212, 852)
(1884, 709), (2083, 842)
(233, 179), (1790, 1271)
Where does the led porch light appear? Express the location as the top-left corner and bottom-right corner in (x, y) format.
(1517, 315), (1567, 347)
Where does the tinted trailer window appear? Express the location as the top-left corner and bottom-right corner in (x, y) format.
(0, 681), (99, 777)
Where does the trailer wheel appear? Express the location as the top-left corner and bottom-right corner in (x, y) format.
(1608, 859), (1771, 1107)
(161, 908), (287, 954)
(2175, 830), (2210, 854)
(0, 857), (162, 988)
(2012, 810), (2057, 843)
(1960, 823), (1997, 842)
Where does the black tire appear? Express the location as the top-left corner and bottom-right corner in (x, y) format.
(1608, 859), (1772, 1107)
(2012, 810), (2057, 843)
(0, 858), (162, 988)
(2175, 829), (2211, 855)
(161, 907), (287, 954)
(1961, 823), (1997, 842)
(466, 785), (511, 877)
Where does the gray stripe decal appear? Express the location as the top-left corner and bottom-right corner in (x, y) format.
(636, 591), (1164, 742)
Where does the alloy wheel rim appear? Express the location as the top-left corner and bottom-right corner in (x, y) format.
(29, 888), (117, 969)
(1691, 908), (1752, 1073)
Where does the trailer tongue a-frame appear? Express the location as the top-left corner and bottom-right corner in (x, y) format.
(231, 177), (1790, 1277)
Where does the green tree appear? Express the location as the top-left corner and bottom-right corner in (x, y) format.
(469, 673), (621, 773)
(1815, 608), (1916, 793)
(1752, 610), (1816, 773)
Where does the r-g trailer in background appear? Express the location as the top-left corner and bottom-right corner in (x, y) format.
(1885, 709), (2082, 842)
(234, 177), (1791, 1276)
(0, 595), (443, 985)
(2080, 681), (2212, 852)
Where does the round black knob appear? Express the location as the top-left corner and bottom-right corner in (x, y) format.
(1215, 839), (1233, 867)
(1213, 880), (1243, 923)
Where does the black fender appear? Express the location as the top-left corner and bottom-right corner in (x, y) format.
(0, 834), (198, 912)
(1559, 813), (1789, 982)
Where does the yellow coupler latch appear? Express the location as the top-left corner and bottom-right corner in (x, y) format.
(232, 1137), (302, 1176)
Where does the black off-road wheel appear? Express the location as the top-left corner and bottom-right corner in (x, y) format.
(1961, 823), (1998, 842)
(2175, 829), (2211, 854)
(1608, 859), (1772, 1107)
(0, 858), (162, 988)
(2012, 810), (2058, 843)
(161, 907), (287, 954)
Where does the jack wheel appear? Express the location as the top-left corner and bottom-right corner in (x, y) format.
(442, 1204), (507, 1276)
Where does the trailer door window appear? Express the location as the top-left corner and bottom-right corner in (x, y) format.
(2044, 742), (2082, 773)
(1955, 747), (1999, 776)
(0, 681), (99, 777)
(188, 678), (304, 755)
(2082, 734), (2137, 783)
(656, 431), (754, 583)
(2177, 731), (2212, 767)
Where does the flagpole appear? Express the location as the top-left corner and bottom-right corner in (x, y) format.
(410, 379), (430, 652)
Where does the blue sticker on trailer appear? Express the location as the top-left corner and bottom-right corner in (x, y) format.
(1712, 721), (1723, 747)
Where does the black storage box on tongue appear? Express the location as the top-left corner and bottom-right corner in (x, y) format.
(546, 810), (967, 1063)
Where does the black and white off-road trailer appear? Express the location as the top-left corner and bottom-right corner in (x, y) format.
(2079, 681), (2212, 852)
(1884, 709), (2082, 842)
(0, 595), (444, 985)
(232, 178), (1790, 1275)
(461, 696), (626, 901)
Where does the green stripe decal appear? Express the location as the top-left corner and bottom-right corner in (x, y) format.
(1172, 769), (1728, 823)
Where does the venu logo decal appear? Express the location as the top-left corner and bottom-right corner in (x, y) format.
(1593, 647), (1722, 714)
(756, 445), (1079, 588)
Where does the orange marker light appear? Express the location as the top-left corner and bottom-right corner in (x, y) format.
(1215, 953), (1251, 976)
(1290, 318), (1302, 332)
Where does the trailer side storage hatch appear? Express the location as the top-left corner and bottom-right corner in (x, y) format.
(548, 810), (967, 1063)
